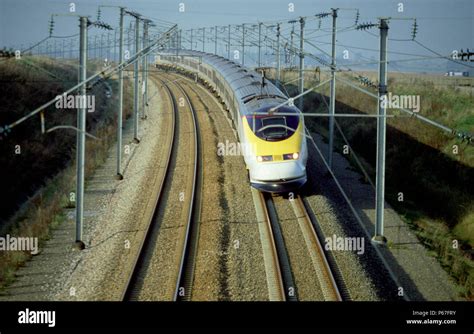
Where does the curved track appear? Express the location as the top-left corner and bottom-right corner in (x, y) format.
(171, 79), (202, 302)
(122, 75), (201, 301)
(139, 67), (343, 302)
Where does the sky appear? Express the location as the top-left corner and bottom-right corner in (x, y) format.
(0, 0), (473, 72)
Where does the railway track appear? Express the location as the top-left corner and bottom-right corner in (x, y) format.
(251, 188), (289, 301)
(253, 190), (342, 301)
(171, 79), (202, 302)
(180, 72), (343, 301)
(171, 70), (290, 301)
(122, 75), (201, 301)
(168, 69), (344, 301)
(289, 195), (342, 301)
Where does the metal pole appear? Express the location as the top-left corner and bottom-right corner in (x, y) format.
(94, 35), (98, 59)
(242, 23), (245, 66)
(75, 16), (88, 249)
(328, 8), (337, 169)
(176, 29), (179, 56)
(276, 23), (281, 88)
(190, 29), (193, 50)
(128, 25), (131, 51)
(228, 25), (231, 59)
(133, 16), (140, 143)
(202, 27), (205, 52)
(142, 20), (148, 119)
(116, 8), (125, 179)
(258, 22), (262, 67)
(290, 26), (294, 67)
(298, 17), (305, 110)
(100, 33), (104, 59)
(214, 25), (218, 55)
(107, 32), (110, 60)
(114, 30), (117, 62)
(373, 18), (389, 244)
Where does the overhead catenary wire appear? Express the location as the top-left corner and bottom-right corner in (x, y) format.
(243, 13), (473, 144)
(2, 11), (471, 142)
(413, 39), (474, 69)
(0, 24), (178, 136)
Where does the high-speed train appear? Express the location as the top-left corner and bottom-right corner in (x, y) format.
(158, 50), (308, 193)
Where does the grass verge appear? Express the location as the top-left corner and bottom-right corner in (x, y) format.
(272, 69), (473, 299)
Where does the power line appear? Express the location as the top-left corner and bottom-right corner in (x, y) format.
(308, 40), (432, 58)
(414, 40), (474, 69)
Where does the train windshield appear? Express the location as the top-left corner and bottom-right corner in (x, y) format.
(261, 117), (287, 139)
(247, 106), (300, 141)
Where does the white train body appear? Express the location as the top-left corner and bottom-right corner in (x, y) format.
(158, 51), (308, 193)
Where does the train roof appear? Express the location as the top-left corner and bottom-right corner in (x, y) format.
(161, 50), (288, 105)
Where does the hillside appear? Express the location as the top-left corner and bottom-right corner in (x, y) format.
(0, 56), (133, 287)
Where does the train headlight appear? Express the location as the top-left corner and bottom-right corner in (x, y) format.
(257, 155), (273, 162)
(283, 152), (299, 160)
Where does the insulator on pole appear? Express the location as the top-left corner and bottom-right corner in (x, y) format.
(411, 19), (418, 40)
(356, 22), (378, 31)
(49, 15), (55, 37)
(315, 12), (331, 18)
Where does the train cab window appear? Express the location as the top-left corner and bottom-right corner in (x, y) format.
(247, 106), (300, 142)
(261, 117), (287, 139)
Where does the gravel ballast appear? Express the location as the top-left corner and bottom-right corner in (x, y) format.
(178, 76), (269, 301)
(303, 130), (459, 301)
